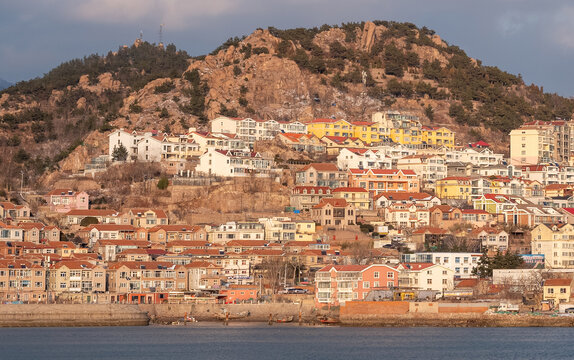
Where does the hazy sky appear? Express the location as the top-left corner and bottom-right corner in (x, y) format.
(1, 1), (573, 96)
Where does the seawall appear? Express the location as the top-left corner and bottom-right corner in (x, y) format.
(338, 301), (574, 327)
(0, 304), (149, 327)
(138, 302), (318, 323)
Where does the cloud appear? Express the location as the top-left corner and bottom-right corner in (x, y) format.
(66, 0), (238, 30)
(497, 11), (539, 37)
(550, 5), (574, 49)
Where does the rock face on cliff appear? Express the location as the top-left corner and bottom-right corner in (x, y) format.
(1, 20), (573, 191)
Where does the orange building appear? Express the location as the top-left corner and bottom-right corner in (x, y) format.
(314, 264), (399, 306)
(348, 168), (419, 195)
(220, 284), (259, 303)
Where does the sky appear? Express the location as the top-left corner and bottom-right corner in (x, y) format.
(1, 0), (573, 97)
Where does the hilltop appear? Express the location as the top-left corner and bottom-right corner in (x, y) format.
(0, 21), (573, 190)
(0, 78), (11, 91)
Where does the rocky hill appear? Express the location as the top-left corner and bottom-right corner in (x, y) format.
(1, 21), (573, 191)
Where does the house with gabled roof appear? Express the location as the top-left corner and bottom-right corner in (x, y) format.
(374, 191), (441, 210)
(119, 208), (168, 229)
(0, 201), (31, 222)
(276, 133), (325, 153)
(290, 186), (333, 211)
(312, 198), (356, 229)
(336, 148), (392, 171)
(348, 168), (420, 195)
(397, 262), (454, 293)
(320, 136), (367, 155)
(44, 189), (89, 213)
(314, 264), (399, 306)
(196, 147), (274, 177)
(295, 163), (348, 188)
(332, 187), (370, 210)
(65, 209), (120, 226)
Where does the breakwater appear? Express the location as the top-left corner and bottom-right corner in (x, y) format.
(0, 304), (149, 327)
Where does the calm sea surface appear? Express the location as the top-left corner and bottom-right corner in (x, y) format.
(0, 324), (571, 360)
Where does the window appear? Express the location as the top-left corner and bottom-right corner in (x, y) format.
(427, 279), (432, 284)
(387, 272), (394, 279)
(363, 281), (370, 289)
(374, 271), (379, 279)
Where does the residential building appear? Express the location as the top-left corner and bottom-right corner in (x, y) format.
(332, 187), (371, 210)
(44, 189), (89, 213)
(314, 264), (399, 306)
(400, 252), (482, 278)
(107, 261), (188, 296)
(295, 163), (348, 188)
(211, 116), (306, 143)
(531, 224), (574, 269)
(119, 209), (168, 229)
(471, 227), (509, 252)
(207, 222), (265, 244)
(374, 192), (441, 210)
(290, 186), (333, 211)
(397, 263), (454, 293)
(396, 154), (447, 187)
(48, 261), (106, 299)
(336, 148), (392, 171)
(186, 261), (223, 291)
(543, 278), (573, 304)
(0, 259), (46, 303)
(348, 168), (420, 195)
(196, 148), (274, 177)
(276, 133), (326, 154)
(65, 209), (120, 226)
(0, 202), (31, 222)
(312, 199), (356, 229)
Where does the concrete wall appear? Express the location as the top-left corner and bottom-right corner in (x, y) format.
(0, 304), (149, 327)
(139, 301), (317, 322)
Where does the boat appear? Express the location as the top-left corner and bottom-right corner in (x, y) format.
(317, 316), (340, 324)
(275, 315), (294, 323)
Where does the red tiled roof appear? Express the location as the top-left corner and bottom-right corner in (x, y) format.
(300, 163), (339, 172)
(317, 264), (368, 272)
(374, 192), (433, 201)
(66, 209), (119, 216)
(544, 279), (572, 287)
(400, 262), (436, 271)
(313, 198), (348, 209)
(332, 187), (368, 193)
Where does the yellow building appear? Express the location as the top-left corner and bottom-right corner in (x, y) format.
(532, 224), (574, 269)
(435, 176), (472, 201)
(308, 112), (456, 148)
(306, 119), (354, 139)
(421, 126), (455, 148)
(295, 221), (316, 241)
(543, 278), (572, 304)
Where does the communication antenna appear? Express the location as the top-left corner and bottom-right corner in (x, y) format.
(159, 24), (165, 48)
(139, 30), (143, 41)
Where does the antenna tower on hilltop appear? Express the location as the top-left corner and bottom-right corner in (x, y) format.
(158, 24), (165, 49)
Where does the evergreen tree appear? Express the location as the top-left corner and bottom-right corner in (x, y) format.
(112, 144), (128, 161)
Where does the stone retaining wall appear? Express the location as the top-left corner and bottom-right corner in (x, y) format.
(0, 304), (149, 327)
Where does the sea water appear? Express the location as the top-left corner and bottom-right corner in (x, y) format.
(0, 323), (569, 359)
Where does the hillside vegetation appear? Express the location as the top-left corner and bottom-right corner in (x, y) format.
(0, 21), (572, 191)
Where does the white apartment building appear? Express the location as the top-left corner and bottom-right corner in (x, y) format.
(211, 116), (307, 144)
(396, 155), (447, 186)
(397, 263), (454, 293)
(337, 148), (392, 171)
(401, 252), (482, 278)
(196, 148), (274, 177)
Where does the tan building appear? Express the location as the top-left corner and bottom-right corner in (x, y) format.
(0, 259), (46, 303)
(107, 261), (188, 295)
(48, 261), (106, 301)
(145, 225), (207, 246)
(312, 198), (356, 229)
(332, 187), (370, 210)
